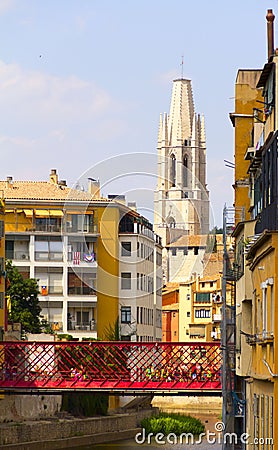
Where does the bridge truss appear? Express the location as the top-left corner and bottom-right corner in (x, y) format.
(0, 341), (221, 395)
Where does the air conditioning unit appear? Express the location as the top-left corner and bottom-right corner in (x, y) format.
(22, 254), (27, 259)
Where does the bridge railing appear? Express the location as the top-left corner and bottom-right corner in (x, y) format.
(0, 341), (221, 393)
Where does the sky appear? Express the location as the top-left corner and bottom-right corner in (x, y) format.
(0, 0), (274, 226)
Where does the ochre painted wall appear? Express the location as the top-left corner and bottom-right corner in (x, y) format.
(96, 205), (120, 339)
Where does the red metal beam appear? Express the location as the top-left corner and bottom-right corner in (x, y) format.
(0, 341), (222, 394)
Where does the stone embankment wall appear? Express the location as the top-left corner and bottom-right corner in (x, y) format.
(0, 410), (156, 450)
(0, 395), (62, 422)
(152, 395), (222, 416)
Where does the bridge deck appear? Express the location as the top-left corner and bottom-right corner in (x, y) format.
(0, 341), (222, 395)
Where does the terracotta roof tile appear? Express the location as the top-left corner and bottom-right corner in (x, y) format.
(0, 180), (107, 202)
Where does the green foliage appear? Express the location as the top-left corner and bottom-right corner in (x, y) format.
(56, 334), (74, 341)
(61, 393), (108, 417)
(141, 413), (205, 436)
(6, 260), (42, 333)
(103, 317), (120, 341)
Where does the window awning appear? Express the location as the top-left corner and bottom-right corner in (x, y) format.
(35, 210), (50, 217)
(49, 210), (63, 217)
(66, 211), (92, 215)
(24, 209), (34, 217)
(5, 209), (14, 213)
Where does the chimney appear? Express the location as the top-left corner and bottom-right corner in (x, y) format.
(88, 178), (101, 199)
(6, 176), (13, 188)
(59, 180), (67, 186)
(50, 169), (58, 184)
(266, 9), (275, 61)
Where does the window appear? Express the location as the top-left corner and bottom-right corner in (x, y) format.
(121, 306), (131, 323)
(35, 237), (63, 261)
(121, 241), (131, 256)
(195, 292), (211, 303)
(172, 248), (177, 256)
(194, 247), (199, 255)
(76, 311), (89, 325)
(68, 270), (96, 295)
(35, 267), (63, 295)
(195, 309), (210, 318)
(121, 272), (131, 290)
(170, 154), (176, 187)
(210, 282), (214, 287)
(183, 248), (188, 255)
(187, 312), (190, 317)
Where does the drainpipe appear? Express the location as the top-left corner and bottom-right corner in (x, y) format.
(263, 359), (278, 377)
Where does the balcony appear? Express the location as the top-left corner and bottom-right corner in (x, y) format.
(246, 331), (274, 345)
(35, 251), (63, 262)
(213, 314), (222, 322)
(68, 286), (96, 296)
(7, 251), (30, 261)
(40, 285), (63, 295)
(68, 321), (97, 332)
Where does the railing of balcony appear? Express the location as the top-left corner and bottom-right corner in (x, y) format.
(35, 252), (63, 261)
(68, 321), (97, 332)
(68, 286), (96, 296)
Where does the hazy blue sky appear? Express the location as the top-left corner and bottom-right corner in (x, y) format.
(0, 1), (274, 225)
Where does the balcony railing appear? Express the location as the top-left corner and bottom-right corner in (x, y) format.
(213, 314), (222, 322)
(40, 286), (63, 295)
(35, 252), (63, 261)
(6, 251), (30, 260)
(68, 321), (97, 332)
(246, 331), (274, 345)
(68, 286), (96, 296)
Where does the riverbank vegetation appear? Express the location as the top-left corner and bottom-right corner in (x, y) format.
(141, 412), (205, 435)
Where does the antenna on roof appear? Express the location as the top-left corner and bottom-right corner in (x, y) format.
(180, 55), (184, 79)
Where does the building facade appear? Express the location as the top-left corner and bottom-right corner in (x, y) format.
(2, 170), (162, 342)
(154, 78), (210, 249)
(229, 9), (278, 447)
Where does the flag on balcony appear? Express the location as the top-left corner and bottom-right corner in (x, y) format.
(73, 252), (80, 265)
(83, 252), (95, 262)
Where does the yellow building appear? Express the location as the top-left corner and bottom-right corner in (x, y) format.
(230, 70), (264, 225)
(1, 170), (162, 341)
(229, 8), (278, 447)
(0, 197), (5, 340)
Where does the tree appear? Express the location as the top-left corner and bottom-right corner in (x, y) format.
(6, 260), (42, 333)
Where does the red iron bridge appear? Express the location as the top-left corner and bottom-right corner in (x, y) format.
(0, 341), (222, 396)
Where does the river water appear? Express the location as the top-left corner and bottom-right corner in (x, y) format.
(67, 438), (222, 449)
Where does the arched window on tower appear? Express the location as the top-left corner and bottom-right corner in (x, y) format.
(170, 154), (176, 187)
(183, 155), (188, 187)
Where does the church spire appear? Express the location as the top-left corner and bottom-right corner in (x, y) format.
(200, 113), (206, 147)
(157, 113), (163, 147)
(162, 112), (168, 146)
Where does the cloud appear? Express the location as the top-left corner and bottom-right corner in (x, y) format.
(155, 69), (181, 86)
(0, 60), (131, 181)
(0, 0), (15, 15)
(0, 60), (127, 140)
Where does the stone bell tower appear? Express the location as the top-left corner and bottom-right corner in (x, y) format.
(154, 78), (210, 248)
